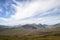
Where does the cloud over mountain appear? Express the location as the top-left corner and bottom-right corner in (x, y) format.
(0, 0), (60, 26)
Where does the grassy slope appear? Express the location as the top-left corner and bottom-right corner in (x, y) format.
(0, 27), (60, 40)
(0, 33), (60, 40)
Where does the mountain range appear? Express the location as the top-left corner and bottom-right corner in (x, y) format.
(0, 23), (60, 35)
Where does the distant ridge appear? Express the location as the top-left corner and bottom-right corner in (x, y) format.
(0, 23), (60, 35)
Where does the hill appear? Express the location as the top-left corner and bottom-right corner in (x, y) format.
(0, 23), (60, 40)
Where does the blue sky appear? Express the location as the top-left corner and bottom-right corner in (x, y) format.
(0, 0), (60, 26)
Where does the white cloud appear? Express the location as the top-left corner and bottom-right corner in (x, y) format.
(10, 0), (60, 20)
(0, 0), (60, 26)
